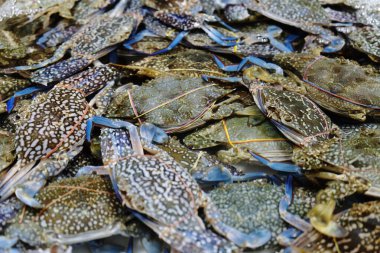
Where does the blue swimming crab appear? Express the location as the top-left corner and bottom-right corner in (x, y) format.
(79, 124), (273, 251)
(0, 175), (133, 249)
(209, 179), (316, 251)
(106, 75), (246, 133)
(273, 53), (380, 121)
(205, 63), (337, 147)
(291, 200), (380, 253)
(292, 124), (380, 238)
(0, 64), (132, 207)
(1, 0), (141, 85)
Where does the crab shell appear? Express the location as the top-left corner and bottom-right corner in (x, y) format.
(291, 201), (380, 253)
(274, 53), (380, 121)
(2, 176), (129, 247)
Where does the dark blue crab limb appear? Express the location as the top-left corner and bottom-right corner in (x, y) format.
(14, 180), (45, 208)
(149, 31), (189, 55)
(194, 166), (282, 186)
(6, 86), (47, 113)
(284, 34), (299, 52)
(214, 17), (239, 33)
(267, 25), (292, 53)
(237, 56), (284, 75)
(127, 237), (133, 253)
(200, 25), (238, 47)
(140, 123), (168, 144)
(248, 151), (301, 173)
(123, 29), (158, 50)
(213, 54), (284, 75)
(279, 176), (312, 232)
(321, 35), (345, 53)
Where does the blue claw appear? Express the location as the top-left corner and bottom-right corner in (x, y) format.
(267, 26), (292, 53)
(86, 116), (137, 142)
(150, 31), (189, 55)
(277, 228), (302, 246)
(215, 18), (239, 33)
(194, 166), (233, 185)
(202, 26), (238, 47)
(321, 35), (345, 53)
(123, 29), (157, 50)
(284, 34), (299, 52)
(212, 55), (240, 72)
(140, 123), (168, 144)
(15, 180), (45, 208)
(249, 151), (301, 173)
(203, 24), (237, 41)
(0, 235), (18, 249)
(237, 56), (284, 75)
(6, 86), (45, 113)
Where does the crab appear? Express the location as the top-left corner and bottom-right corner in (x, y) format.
(0, 0), (76, 29)
(0, 130), (16, 172)
(118, 48), (231, 78)
(79, 124), (274, 251)
(0, 75), (30, 102)
(0, 175), (133, 249)
(1, 0), (142, 85)
(0, 196), (23, 233)
(273, 53), (380, 121)
(209, 179), (316, 250)
(0, 64), (130, 207)
(183, 114), (294, 164)
(291, 200), (380, 253)
(205, 63), (338, 146)
(292, 124), (380, 237)
(347, 26), (380, 62)
(105, 75), (246, 133)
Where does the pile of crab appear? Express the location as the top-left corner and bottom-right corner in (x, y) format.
(0, 0), (379, 252)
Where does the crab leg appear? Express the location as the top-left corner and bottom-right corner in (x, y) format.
(150, 31), (190, 55)
(249, 151), (301, 173)
(266, 25), (292, 53)
(123, 29), (158, 50)
(6, 86), (47, 113)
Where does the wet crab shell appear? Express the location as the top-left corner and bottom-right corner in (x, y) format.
(274, 53), (380, 121)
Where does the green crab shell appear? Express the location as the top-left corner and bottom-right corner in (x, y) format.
(274, 53), (380, 121)
(4, 176), (127, 246)
(106, 75), (233, 131)
(209, 181), (315, 250)
(292, 201), (380, 252)
(183, 116), (293, 163)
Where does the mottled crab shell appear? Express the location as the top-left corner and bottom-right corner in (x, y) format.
(348, 26), (380, 62)
(0, 130), (16, 172)
(0, 75), (30, 101)
(3, 176), (128, 246)
(209, 181), (315, 250)
(124, 48), (230, 78)
(292, 124), (380, 186)
(106, 75), (233, 132)
(274, 53), (380, 121)
(247, 0), (331, 34)
(292, 201), (380, 253)
(249, 83), (336, 146)
(183, 115), (293, 163)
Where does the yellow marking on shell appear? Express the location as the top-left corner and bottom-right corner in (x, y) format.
(222, 119), (287, 146)
(134, 84), (218, 119)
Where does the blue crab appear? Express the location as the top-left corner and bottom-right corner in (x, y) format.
(204, 64), (337, 147)
(291, 200), (380, 253)
(0, 175), (133, 249)
(291, 124), (380, 238)
(0, 64), (136, 207)
(1, 0), (141, 85)
(79, 124), (273, 251)
(273, 53), (380, 121)
(0, 130), (16, 172)
(209, 179), (316, 251)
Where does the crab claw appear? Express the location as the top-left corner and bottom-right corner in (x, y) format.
(277, 228), (302, 246)
(321, 35), (345, 53)
(140, 123), (168, 144)
(249, 150), (301, 173)
(193, 166), (233, 185)
(0, 235), (18, 249)
(15, 180), (45, 208)
(267, 25), (292, 53)
(308, 200), (348, 238)
(6, 86), (45, 113)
